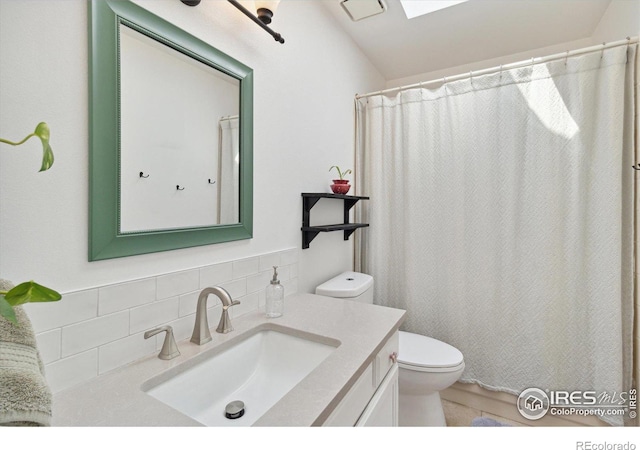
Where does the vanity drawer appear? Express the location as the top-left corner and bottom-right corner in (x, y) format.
(323, 363), (375, 426)
(323, 330), (401, 427)
(373, 331), (399, 388)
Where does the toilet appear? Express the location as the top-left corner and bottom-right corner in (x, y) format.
(315, 271), (465, 426)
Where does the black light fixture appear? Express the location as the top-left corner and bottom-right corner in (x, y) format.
(180, 0), (284, 44)
(255, 0), (279, 24)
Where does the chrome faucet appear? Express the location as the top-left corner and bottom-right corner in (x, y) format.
(191, 286), (240, 345)
(144, 325), (180, 360)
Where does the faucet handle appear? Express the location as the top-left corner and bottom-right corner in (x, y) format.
(144, 325), (180, 360)
(216, 300), (240, 334)
(225, 300), (241, 309)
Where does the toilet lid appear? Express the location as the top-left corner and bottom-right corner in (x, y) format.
(398, 331), (464, 369)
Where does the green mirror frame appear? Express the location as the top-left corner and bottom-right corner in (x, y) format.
(89, 0), (253, 261)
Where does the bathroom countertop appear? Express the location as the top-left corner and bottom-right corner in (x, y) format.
(52, 293), (405, 427)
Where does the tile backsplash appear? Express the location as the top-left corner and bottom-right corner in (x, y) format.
(23, 249), (299, 394)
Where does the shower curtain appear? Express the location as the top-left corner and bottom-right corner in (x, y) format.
(355, 45), (636, 426)
(218, 116), (239, 224)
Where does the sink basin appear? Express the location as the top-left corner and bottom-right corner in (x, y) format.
(142, 326), (338, 426)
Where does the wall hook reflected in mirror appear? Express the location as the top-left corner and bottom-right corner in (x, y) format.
(208, 179), (216, 184)
(139, 171), (150, 178)
(176, 185), (185, 190)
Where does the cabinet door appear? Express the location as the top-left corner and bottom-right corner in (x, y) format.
(356, 363), (398, 427)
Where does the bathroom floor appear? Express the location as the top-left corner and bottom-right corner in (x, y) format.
(442, 400), (528, 427)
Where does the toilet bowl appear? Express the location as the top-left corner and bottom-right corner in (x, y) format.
(316, 271), (465, 427)
(397, 331), (464, 426)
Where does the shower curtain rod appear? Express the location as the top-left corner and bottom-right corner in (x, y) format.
(356, 36), (638, 100)
(219, 115), (239, 121)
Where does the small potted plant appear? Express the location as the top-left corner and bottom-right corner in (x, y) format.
(329, 165), (352, 195)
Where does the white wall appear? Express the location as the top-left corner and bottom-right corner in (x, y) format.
(386, 0), (640, 89)
(591, 0), (640, 44)
(385, 36), (593, 89)
(0, 0), (385, 297)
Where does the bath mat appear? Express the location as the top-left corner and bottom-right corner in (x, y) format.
(471, 417), (511, 427)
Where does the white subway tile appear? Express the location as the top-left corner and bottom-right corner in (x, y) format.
(232, 291), (260, 318)
(180, 290), (225, 317)
(98, 332), (157, 375)
(232, 257), (259, 279)
(259, 252), (281, 272)
(130, 297), (180, 334)
(279, 249), (298, 265)
(36, 249), (299, 390)
(61, 311), (129, 358)
(157, 269), (199, 300)
(283, 278), (298, 296)
(45, 349), (98, 394)
(167, 314), (202, 343)
(200, 262), (233, 287)
(24, 289), (98, 333)
(99, 278), (155, 316)
(35, 328), (61, 364)
(179, 291), (200, 317)
(246, 270), (271, 294)
(257, 289), (267, 308)
(276, 265), (291, 281)
(219, 278), (247, 299)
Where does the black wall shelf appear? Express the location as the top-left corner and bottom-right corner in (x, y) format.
(301, 193), (369, 249)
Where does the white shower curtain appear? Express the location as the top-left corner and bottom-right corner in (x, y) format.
(355, 45), (636, 426)
(218, 116), (239, 224)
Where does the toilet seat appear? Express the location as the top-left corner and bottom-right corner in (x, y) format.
(398, 331), (464, 373)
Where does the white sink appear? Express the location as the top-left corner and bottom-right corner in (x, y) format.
(142, 326), (338, 426)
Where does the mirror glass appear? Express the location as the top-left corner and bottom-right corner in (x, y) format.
(119, 24), (240, 232)
(89, 0), (253, 261)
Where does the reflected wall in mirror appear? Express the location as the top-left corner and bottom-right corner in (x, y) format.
(119, 25), (240, 232)
(89, 0), (253, 261)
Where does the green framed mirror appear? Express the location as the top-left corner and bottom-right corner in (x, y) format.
(89, 0), (253, 261)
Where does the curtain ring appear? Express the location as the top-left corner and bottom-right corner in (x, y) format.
(564, 50), (569, 66)
(499, 64), (503, 80)
(626, 36), (631, 63)
(600, 42), (606, 59)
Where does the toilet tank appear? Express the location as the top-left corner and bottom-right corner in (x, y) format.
(315, 272), (374, 304)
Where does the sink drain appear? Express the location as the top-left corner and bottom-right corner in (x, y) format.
(225, 400), (245, 420)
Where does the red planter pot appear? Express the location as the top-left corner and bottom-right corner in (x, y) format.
(331, 179), (351, 195)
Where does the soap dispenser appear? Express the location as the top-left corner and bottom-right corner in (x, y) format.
(266, 266), (284, 318)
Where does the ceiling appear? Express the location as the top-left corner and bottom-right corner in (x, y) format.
(321, 0), (612, 81)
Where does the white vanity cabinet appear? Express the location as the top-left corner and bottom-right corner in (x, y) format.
(323, 331), (399, 427)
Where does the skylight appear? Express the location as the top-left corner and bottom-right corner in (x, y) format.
(400, 0), (469, 19)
